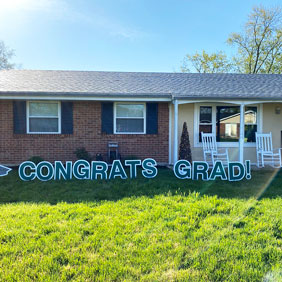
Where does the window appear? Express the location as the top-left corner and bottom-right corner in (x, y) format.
(114, 103), (146, 134)
(27, 101), (60, 133)
(216, 106), (257, 142)
(197, 105), (258, 143)
(199, 106), (212, 141)
(217, 106), (240, 142)
(244, 107), (257, 142)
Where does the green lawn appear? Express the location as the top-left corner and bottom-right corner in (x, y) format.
(1, 168), (282, 281)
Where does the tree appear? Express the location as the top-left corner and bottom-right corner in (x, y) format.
(181, 50), (232, 73)
(227, 6), (282, 74)
(181, 6), (282, 74)
(0, 40), (15, 70)
(178, 122), (192, 163)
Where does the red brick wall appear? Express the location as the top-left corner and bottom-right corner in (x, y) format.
(0, 101), (169, 165)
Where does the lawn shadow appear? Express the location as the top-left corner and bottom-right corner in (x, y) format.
(0, 167), (281, 204)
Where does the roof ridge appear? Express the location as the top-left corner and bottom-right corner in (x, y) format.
(2, 69), (282, 76)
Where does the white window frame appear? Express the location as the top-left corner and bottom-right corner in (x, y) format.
(199, 105), (213, 141)
(114, 102), (146, 134)
(194, 103), (261, 148)
(26, 101), (61, 134)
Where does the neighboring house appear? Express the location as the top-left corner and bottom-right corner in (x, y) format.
(1, 70), (282, 166)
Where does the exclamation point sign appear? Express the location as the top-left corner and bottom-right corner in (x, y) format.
(245, 160), (251, 180)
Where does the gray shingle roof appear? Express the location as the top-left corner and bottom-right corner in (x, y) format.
(1, 69), (282, 100)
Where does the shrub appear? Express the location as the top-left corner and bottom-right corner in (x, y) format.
(96, 153), (104, 161)
(178, 122), (192, 162)
(74, 147), (92, 163)
(124, 155), (139, 160)
(28, 156), (44, 164)
(120, 155), (137, 165)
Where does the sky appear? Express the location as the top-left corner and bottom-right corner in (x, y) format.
(0, 0), (282, 72)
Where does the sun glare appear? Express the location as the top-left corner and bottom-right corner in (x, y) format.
(0, 0), (52, 12)
(0, 0), (29, 10)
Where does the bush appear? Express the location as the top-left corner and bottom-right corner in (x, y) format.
(124, 155), (139, 160)
(28, 156), (44, 164)
(120, 154), (137, 165)
(74, 147), (92, 163)
(96, 153), (104, 161)
(178, 122), (192, 162)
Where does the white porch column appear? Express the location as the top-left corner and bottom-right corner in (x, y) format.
(173, 99), (179, 164)
(239, 103), (245, 163)
(168, 103), (172, 164)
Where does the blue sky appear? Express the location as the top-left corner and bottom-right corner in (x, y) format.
(0, 0), (281, 72)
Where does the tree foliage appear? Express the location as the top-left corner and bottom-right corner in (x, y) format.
(0, 40), (15, 70)
(181, 50), (232, 73)
(227, 6), (282, 73)
(181, 6), (282, 74)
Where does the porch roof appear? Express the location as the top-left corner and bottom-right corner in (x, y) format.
(1, 70), (282, 100)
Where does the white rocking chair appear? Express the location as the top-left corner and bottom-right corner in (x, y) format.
(256, 132), (282, 168)
(201, 132), (229, 167)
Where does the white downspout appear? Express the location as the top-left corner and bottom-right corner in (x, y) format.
(239, 103), (245, 163)
(173, 99), (179, 164)
(168, 103), (172, 165)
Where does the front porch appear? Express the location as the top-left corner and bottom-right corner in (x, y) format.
(169, 100), (282, 167)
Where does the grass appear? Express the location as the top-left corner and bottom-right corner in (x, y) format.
(1, 168), (282, 281)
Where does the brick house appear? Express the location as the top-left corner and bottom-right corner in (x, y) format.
(1, 70), (282, 166)
(0, 70), (171, 165)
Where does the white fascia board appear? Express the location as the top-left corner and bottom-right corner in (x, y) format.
(0, 95), (171, 102)
(3, 95), (282, 103)
(178, 99), (282, 105)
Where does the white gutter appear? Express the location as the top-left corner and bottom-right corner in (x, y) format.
(0, 95), (171, 102)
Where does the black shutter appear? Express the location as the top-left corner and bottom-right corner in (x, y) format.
(61, 102), (73, 134)
(101, 102), (113, 134)
(146, 103), (158, 134)
(13, 101), (26, 134)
